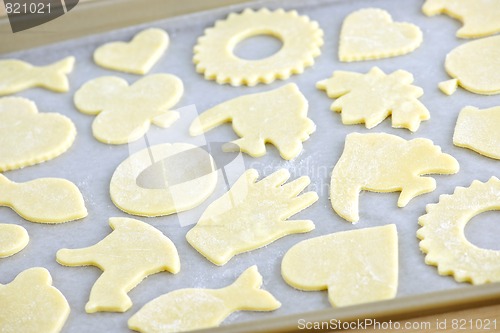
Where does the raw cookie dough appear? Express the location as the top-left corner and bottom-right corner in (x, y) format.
(0, 56), (74, 95)
(454, 106), (500, 160)
(190, 84), (315, 160)
(186, 169), (318, 266)
(339, 8), (422, 62)
(74, 74), (183, 144)
(0, 174), (87, 224)
(128, 265), (280, 333)
(423, 0), (500, 38)
(442, 35), (500, 95)
(418, 178), (500, 284)
(193, 8), (323, 86)
(282, 225), (398, 307)
(110, 143), (217, 217)
(331, 133), (459, 223)
(0, 267), (70, 333)
(0, 97), (76, 172)
(56, 217), (180, 313)
(94, 28), (169, 75)
(317, 67), (429, 131)
(0, 223), (29, 258)
(438, 79), (458, 96)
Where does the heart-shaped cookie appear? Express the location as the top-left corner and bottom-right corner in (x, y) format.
(94, 28), (169, 75)
(0, 97), (76, 172)
(281, 224), (398, 307)
(339, 8), (423, 62)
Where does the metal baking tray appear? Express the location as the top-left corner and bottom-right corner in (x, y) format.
(1, 0), (500, 332)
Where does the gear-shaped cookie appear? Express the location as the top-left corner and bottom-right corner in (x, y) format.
(193, 8), (323, 86)
(418, 177), (500, 284)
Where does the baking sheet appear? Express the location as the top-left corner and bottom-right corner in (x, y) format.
(1, 0), (500, 332)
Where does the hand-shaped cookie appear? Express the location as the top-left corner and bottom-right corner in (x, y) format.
(186, 169), (318, 266)
(74, 74), (183, 144)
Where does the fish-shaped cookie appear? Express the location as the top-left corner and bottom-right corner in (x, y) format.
(128, 265), (280, 333)
(0, 174), (87, 224)
(0, 57), (75, 95)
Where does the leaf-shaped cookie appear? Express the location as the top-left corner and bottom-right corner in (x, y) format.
(282, 225), (398, 307)
(190, 83), (315, 160)
(129, 266), (280, 333)
(0, 268), (70, 333)
(74, 74), (183, 144)
(317, 67), (429, 131)
(331, 133), (459, 223)
(0, 174), (87, 224)
(94, 28), (169, 74)
(56, 217), (180, 313)
(0, 97), (76, 172)
(339, 8), (423, 61)
(186, 169), (318, 266)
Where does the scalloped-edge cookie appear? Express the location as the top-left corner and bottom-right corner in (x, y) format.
(0, 57), (74, 96)
(56, 217), (180, 313)
(187, 169), (318, 266)
(193, 8), (323, 86)
(282, 224), (398, 307)
(0, 97), (76, 172)
(418, 178), (500, 284)
(317, 67), (429, 131)
(442, 35), (500, 95)
(453, 106), (500, 160)
(0, 174), (87, 224)
(339, 8), (422, 62)
(331, 133), (459, 223)
(128, 265), (280, 333)
(0, 267), (70, 333)
(190, 83), (315, 160)
(94, 28), (169, 75)
(422, 0), (500, 38)
(0, 223), (29, 258)
(110, 143), (218, 217)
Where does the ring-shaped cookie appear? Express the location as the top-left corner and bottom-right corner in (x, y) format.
(417, 177), (500, 284)
(193, 8), (324, 86)
(110, 143), (217, 217)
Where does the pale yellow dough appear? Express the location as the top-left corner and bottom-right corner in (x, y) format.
(56, 217), (180, 313)
(74, 74), (183, 144)
(193, 8), (323, 86)
(331, 133), (459, 223)
(423, 0), (500, 38)
(453, 106), (500, 160)
(438, 79), (458, 95)
(282, 225), (398, 307)
(190, 83), (315, 160)
(339, 8), (423, 62)
(0, 174), (87, 224)
(317, 67), (429, 131)
(0, 267), (70, 333)
(0, 56), (74, 95)
(110, 143), (217, 217)
(0, 97), (76, 172)
(94, 28), (169, 75)
(418, 178), (500, 284)
(443, 35), (500, 95)
(128, 265), (280, 333)
(0, 223), (28, 258)
(186, 169), (318, 266)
